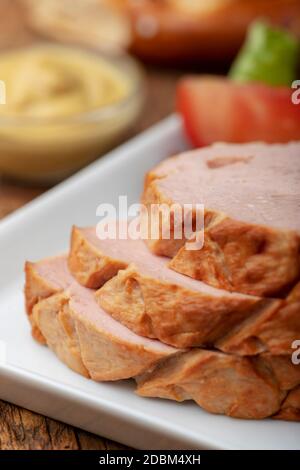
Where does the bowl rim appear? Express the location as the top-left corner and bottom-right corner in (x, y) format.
(0, 42), (145, 127)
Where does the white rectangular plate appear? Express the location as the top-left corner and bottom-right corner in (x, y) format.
(0, 115), (299, 450)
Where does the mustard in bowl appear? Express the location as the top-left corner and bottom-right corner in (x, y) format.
(0, 43), (144, 183)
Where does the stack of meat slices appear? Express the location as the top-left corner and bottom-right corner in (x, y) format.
(25, 141), (300, 421)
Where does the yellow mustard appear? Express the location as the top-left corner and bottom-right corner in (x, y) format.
(0, 45), (130, 117)
(0, 45), (142, 182)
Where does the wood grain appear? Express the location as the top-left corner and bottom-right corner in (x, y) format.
(0, 0), (179, 451)
(0, 400), (128, 450)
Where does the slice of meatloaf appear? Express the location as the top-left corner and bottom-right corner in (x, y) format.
(25, 256), (179, 380)
(141, 142), (300, 297)
(69, 226), (282, 350)
(68, 226), (299, 354)
(136, 350), (300, 420)
(24, 256), (300, 421)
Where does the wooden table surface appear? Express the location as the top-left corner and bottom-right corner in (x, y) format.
(0, 0), (180, 450)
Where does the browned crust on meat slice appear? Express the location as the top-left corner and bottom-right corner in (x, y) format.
(25, 258), (179, 381)
(73, 316), (176, 382)
(141, 177), (187, 258)
(273, 386), (300, 422)
(32, 293), (89, 377)
(69, 226), (294, 352)
(68, 226), (127, 289)
(169, 218), (300, 297)
(25, 258), (300, 421)
(288, 282), (300, 303)
(142, 167), (300, 297)
(136, 350), (288, 420)
(217, 283), (300, 355)
(25, 261), (61, 344)
(97, 264), (279, 349)
(258, 354), (300, 391)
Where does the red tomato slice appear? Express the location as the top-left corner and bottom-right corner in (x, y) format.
(177, 76), (300, 147)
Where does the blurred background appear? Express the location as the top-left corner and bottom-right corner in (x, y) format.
(0, 0), (299, 218)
